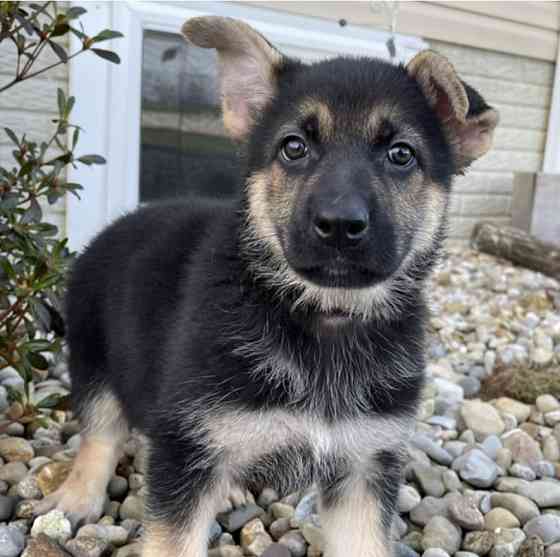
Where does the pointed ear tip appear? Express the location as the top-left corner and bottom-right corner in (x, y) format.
(181, 16), (226, 47)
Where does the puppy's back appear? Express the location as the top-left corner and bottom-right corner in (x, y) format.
(66, 197), (233, 429)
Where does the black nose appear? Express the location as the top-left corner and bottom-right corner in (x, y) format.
(313, 202), (369, 247)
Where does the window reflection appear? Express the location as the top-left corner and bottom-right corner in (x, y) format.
(140, 30), (239, 203)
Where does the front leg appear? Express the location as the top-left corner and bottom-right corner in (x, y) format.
(319, 450), (402, 557)
(142, 433), (226, 557)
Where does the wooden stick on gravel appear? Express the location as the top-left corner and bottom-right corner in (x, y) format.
(471, 222), (560, 280)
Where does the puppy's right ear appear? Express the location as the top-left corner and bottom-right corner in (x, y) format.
(182, 16), (284, 142)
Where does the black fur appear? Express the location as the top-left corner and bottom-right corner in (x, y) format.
(65, 34), (496, 552)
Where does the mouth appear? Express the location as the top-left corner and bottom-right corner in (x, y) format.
(295, 264), (388, 288)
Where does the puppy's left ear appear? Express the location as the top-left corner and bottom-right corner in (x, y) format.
(182, 16), (284, 142)
(407, 50), (499, 169)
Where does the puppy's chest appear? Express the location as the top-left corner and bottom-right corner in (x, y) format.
(205, 408), (411, 472)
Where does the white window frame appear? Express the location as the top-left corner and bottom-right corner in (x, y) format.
(67, 1), (428, 251)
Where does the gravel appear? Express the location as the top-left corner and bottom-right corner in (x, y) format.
(0, 248), (559, 555)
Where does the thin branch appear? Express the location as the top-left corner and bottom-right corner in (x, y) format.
(0, 49), (84, 93)
(7, 2), (53, 39)
(19, 49), (84, 82)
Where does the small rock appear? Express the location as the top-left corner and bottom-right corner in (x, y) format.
(524, 515), (560, 546)
(490, 493), (540, 525)
(0, 461), (28, 484)
(17, 474), (43, 499)
(519, 480), (560, 508)
(31, 510), (72, 543)
(269, 518), (291, 541)
(510, 464), (537, 481)
(399, 485), (422, 513)
(107, 476), (128, 500)
(462, 530), (495, 555)
(461, 401), (505, 441)
(453, 449), (499, 488)
(491, 528), (526, 557)
(411, 433), (453, 466)
(422, 516), (462, 555)
(241, 519), (273, 556)
(0, 525), (25, 557)
(0, 438), (34, 463)
(65, 536), (110, 557)
(485, 508), (521, 531)
(537, 396), (560, 414)
(218, 504), (265, 533)
(518, 536), (545, 557)
(0, 495), (16, 521)
(119, 495), (144, 521)
(301, 520), (324, 549)
(260, 545), (290, 557)
(76, 524), (129, 546)
(448, 494), (485, 530)
(502, 430), (543, 466)
(22, 533), (70, 557)
(494, 398), (532, 424)
(270, 502), (294, 520)
(423, 549), (450, 557)
(412, 463), (446, 497)
(278, 531), (306, 557)
(410, 496), (450, 527)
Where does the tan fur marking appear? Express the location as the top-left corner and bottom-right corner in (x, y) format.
(143, 485), (229, 557)
(33, 391), (128, 523)
(320, 479), (391, 557)
(182, 16), (283, 141)
(298, 99), (335, 142)
(407, 50), (468, 121)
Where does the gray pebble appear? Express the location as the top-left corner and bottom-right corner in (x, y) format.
(0, 495), (16, 521)
(524, 515), (560, 546)
(452, 449), (499, 488)
(0, 525), (25, 557)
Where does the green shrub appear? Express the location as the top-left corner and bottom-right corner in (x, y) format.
(0, 1), (122, 429)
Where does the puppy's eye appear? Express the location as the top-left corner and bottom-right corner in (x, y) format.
(281, 136), (308, 161)
(387, 143), (415, 167)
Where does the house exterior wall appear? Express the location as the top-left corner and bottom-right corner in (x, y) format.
(0, 41), (68, 237)
(1, 2), (557, 244)
(431, 40), (556, 242)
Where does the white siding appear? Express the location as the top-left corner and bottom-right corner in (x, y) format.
(0, 40), (69, 236)
(431, 40), (556, 243)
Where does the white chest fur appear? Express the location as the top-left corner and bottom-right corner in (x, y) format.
(200, 408), (413, 476)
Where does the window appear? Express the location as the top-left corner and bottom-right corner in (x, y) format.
(140, 31), (239, 203)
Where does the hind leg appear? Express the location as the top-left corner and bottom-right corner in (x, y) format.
(34, 388), (128, 526)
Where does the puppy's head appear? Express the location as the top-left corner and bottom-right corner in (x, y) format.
(183, 17), (499, 322)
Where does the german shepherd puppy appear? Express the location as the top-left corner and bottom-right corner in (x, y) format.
(35, 17), (498, 557)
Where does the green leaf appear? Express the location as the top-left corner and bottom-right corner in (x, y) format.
(57, 88), (66, 117)
(24, 339), (53, 352)
(5, 385), (24, 404)
(35, 393), (62, 409)
(72, 128), (80, 150)
(27, 351), (49, 370)
(92, 29), (124, 43)
(4, 128), (19, 146)
(66, 96), (75, 117)
(50, 23), (70, 38)
(48, 40), (68, 62)
(65, 6), (87, 20)
(91, 48), (120, 64)
(78, 154), (106, 165)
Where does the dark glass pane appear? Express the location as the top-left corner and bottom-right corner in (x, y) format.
(140, 30), (240, 203)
